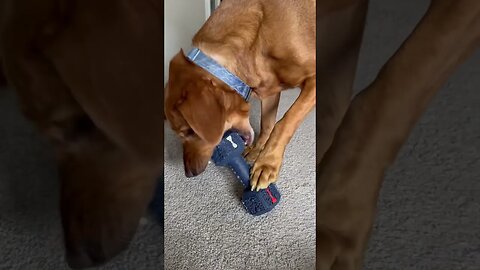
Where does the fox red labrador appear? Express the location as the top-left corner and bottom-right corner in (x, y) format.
(316, 0), (480, 269)
(165, 0), (316, 191)
(1, 0), (163, 268)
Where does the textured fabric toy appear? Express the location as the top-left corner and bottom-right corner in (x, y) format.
(211, 130), (281, 216)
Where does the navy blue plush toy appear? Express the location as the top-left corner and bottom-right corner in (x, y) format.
(211, 130), (281, 216)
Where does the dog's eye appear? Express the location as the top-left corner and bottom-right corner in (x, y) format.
(185, 128), (195, 137)
(180, 128), (195, 138)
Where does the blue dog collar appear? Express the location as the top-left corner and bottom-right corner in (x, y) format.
(186, 47), (252, 102)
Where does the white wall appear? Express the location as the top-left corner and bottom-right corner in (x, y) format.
(164, 0), (210, 84)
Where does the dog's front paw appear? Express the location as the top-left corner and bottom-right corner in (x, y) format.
(243, 144), (263, 163)
(250, 149), (283, 191)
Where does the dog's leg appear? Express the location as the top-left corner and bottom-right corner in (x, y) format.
(316, 1), (480, 269)
(250, 76), (316, 190)
(244, 92), (281, 162)
(316, 0), (369, 163)
(249, 0), (369, 191)
(315, 1), (369, 268)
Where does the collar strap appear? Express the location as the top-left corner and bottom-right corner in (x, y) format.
(186, 48), (252, 102)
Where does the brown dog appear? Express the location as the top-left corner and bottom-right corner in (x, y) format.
(1, 0), (164, 268)
(165, 0), (316, 191)
(315, 0), (480, 269)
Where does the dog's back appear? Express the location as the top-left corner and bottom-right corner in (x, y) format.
(195, 0), (315, 60)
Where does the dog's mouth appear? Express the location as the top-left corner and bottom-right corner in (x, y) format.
(235, 127), (254, 146)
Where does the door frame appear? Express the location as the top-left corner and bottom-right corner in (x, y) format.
(205, 0), (221, 19)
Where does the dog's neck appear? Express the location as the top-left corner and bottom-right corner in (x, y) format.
(192, 2), (267, 99)
(192, 43), (262, 98)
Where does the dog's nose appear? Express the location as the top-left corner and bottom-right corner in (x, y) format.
(65, 245), (107, 269)
(184, 158), (208, 178)
(183, 147), (211, 178)
(184, 166), (201, 178)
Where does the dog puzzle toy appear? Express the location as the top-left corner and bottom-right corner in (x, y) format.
(211, 130), (281, 216)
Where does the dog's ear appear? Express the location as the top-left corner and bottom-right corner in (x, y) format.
(167, 50), (226, 145)
(58, 137), (159, 269)
(169, 50), (191, 67)
(177, 81), (226, 145)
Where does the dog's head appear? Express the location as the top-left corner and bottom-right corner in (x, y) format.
(165, 50), (254, 177)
